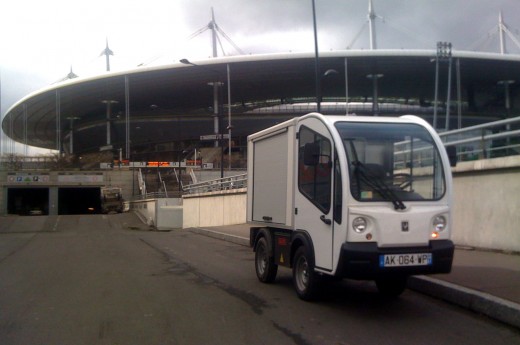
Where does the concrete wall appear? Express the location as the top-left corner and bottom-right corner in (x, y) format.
(451, 156), (520, 252)
(131, 198), (182, 230)
(182, 188), (247, 228)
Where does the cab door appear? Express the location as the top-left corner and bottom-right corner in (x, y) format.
(295, 118), (336, 271)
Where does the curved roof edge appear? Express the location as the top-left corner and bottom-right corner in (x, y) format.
(5, 49), (520, 117)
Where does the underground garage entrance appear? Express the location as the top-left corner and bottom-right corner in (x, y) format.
(58, 187), (102, 215)
(7, 187), (103, 215)
(7, 188), (49, 215)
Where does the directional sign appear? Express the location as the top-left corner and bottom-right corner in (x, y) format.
(200, 134), (230, 141)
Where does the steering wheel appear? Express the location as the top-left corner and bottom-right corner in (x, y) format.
(393, 173), (413, 189)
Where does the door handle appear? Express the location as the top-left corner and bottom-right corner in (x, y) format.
(320, 215), (332, 225)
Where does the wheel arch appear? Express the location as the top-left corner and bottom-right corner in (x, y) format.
(290, 230), (315, 268)
(251, 227), (274, 256)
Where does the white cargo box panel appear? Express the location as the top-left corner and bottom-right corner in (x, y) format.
(247, 119), (296, 227)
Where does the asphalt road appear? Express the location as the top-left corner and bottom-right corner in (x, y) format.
(0, 213), (518, 345)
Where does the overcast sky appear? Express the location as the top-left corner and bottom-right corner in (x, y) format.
(1, 0), (520, 153)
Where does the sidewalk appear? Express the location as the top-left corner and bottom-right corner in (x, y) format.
(188, 224), (520, 329)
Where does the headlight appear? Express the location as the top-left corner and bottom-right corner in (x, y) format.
(352, 217), (367, 233)
(433, 215), (447, 232)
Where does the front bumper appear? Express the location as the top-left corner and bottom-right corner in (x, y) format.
(336, 240), (454, 279)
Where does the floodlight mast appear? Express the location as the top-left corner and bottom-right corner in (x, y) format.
(100, 39), (114, 72)
(368, 0), (377, 50)
(211, 8), (218, 58)
(499, 12), (505, 54)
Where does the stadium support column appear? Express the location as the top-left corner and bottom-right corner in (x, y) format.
(367, 74), (383, 116)
(101, 100), (118, 146)
(345, 57), (349, 115)
(23, 104), (28, 156)
(125, 75), (130, 160)
(56, 90), (61, 153)
(67, 116), (79, 154)
(498, 79), (515, 149)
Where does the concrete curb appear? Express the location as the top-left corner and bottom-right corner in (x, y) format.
(190, 226), (520, 329)
(408, 275), (520, 329)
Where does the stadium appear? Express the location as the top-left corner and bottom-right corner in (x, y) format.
(2, 49), (519, 166)
(1, 2), (520, 217)
(2, 1), (520, 170)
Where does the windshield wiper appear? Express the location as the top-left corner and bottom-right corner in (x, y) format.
(354, 161), (406, 210)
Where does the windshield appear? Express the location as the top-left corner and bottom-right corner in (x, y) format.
(335, 121), (446, 208)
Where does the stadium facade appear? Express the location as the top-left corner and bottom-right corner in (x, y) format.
(2, 50), (519, 165)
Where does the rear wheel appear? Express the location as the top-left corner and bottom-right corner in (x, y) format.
(255, 237), (278, 283)
(376, 276), (408, 297)
(292, 246), (320, 301)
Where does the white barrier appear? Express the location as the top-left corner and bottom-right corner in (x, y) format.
(182, 188), (247, 228)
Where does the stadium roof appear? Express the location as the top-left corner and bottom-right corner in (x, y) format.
(3, 50), (520, 155)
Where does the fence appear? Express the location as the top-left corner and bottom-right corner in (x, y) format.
(440, 116), (520, 161)
(183, 173), (247, 194)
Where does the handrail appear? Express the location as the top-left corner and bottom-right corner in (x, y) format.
(439, 115), (520, 160)
(183, 173), (247, 194)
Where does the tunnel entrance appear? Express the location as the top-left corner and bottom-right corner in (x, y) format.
(7, 188), (49, 215)
(58, 187), (101, 215)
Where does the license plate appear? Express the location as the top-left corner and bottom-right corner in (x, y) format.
(379, 253), (432, 267)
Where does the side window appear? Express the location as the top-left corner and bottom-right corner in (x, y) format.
(298, 126), (332, 213)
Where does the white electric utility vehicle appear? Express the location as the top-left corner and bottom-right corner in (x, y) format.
(247, 113), (456, 300)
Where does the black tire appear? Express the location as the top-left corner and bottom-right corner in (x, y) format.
(375, 276), (408, 297)
(255, 237), (278, 283)
(292, 246), (320, 301)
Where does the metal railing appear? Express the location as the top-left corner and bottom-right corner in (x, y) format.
(439, 115), (520, 161)
(183, 173), (247, 194)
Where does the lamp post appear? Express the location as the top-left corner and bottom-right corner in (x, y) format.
(226, 63), (232, 171)
(180, 58), (227, 178)
(311, 0), (321, 113)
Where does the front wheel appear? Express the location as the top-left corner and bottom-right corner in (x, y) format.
(375, 276), (408, 297)
(292, 246), (320, 301)
(255, 237), (278, 283)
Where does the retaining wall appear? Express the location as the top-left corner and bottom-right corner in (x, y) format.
(182, 188), (247, 228)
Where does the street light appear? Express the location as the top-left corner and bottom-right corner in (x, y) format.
(311, 0), (321, 113)
(180, 58), (227, 178)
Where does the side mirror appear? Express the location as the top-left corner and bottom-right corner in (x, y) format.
(446, 146), (457, 167)
(303, 143), (320, 166)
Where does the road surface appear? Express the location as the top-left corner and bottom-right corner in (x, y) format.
(0, 214), (518, 345)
